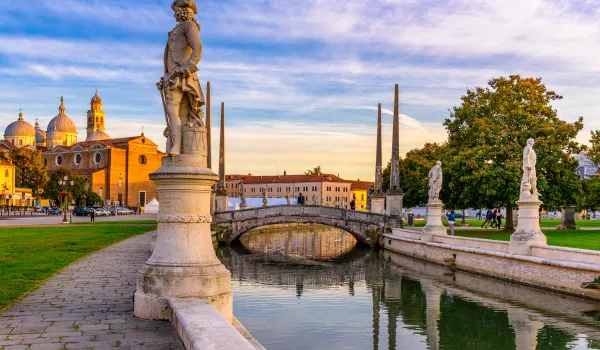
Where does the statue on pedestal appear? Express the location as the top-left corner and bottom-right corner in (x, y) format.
(262, 189), (268, 207)
(239, 184), (247, 208)
(428, 161), (443, 203)
(520, 138), (538, 198)
(312, 194), (317, 205)
(285, 192), (290, 205)
(157, 0), (205, 157)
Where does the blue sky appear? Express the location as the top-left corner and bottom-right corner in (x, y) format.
(1, 0), (599, 180)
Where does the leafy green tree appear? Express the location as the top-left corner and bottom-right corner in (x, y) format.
(444, 75), (583, 230)
(304, 166), (322, 175)
(8, 148), (47, 197)
(43, 168), (87, 207)
(84, 190), (102, 207)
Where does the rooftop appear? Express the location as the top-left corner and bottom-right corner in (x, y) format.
(237, 173), (348, 184)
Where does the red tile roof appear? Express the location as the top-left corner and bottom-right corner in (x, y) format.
(350, 180), (373, 191)
(0, 158), (13, 167)
(0, 140), (15, 149)
(239, 173), (348, 184)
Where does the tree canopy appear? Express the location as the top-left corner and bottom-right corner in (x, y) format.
(42, 168), (100, 207)
(305, 166), (322, 175)
(8, 148), (47, 197)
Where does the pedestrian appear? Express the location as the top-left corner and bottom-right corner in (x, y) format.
(491, 209), (498, 228)
(496, 209), (503, 229)
(447, 209), (456, 236)
(481, 209), (492, 228)
(350, 198), (356, 210)
(477, 210), (482, 220)
(297, 193), (305, 205)
(90, 209), (95, 222)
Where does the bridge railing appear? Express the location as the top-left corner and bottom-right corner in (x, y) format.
(214, 205), (386, 225)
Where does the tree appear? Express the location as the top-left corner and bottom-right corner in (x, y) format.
(8, 148), (48, 197)
(305, 166), (322, 175)
(43, 168), (87, 207)
(444, 75), (583, 230)
(84, 190), (102, 207)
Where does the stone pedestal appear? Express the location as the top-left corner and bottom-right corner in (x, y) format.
(386, 191), (404, 228)
(134, 153), (233, 323)
(556, 205), (579, 230)
(215, 192), (228, 213)
(509, 194), (546, 255)
(422, 201), (446, 242)
(371, 195), (385, 215)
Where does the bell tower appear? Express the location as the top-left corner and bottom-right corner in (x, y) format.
(86, 90), (106, 139)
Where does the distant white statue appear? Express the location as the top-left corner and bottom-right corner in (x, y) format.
(239, 184), (247, 208)
(285, 192), (290, 205)
(521, 138), (538, 197)
(428, 161), (443, 202)
(262, 189), (268, 207)
(312, 194), (317, 205)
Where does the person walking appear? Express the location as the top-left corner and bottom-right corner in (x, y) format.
(90, 209), (95, 222)
(481, 209), (492, 228)
(297, 193), (305, 205)
(350, 198), (356, 210)
(490, 209), (498, 228)
(496, 209), (503, 229)
(447, 209), (456, 236)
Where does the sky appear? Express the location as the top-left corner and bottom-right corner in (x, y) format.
(0, 0), (599, 181)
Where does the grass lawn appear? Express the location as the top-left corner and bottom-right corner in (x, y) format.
(413, 218), (600, 228)
(454, 229), (600, 251)
(0, 223), (156, 311)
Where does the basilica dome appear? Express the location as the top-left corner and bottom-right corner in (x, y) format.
(47, 98), (77, 134)
(5, 112), (35, 138)
(35, 120), (46, 144)
(86, 129), (111, 141)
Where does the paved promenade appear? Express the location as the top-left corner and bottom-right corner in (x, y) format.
(0, 214), (157, 227)
(0, 233), (184, 350)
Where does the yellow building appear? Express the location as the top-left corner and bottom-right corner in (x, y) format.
(350, 180), (373, 211)
(0, 159), (15, 206)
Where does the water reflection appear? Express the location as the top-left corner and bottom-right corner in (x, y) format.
(218, 224), (600, 350)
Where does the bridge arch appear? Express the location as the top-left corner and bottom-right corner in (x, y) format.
(214, 205), (387, 247)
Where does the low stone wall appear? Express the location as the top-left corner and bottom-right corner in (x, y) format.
(383, 230), (600, 301)
(168, 298), (261, 350)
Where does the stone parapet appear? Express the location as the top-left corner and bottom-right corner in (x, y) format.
(382, 232), (600, 301)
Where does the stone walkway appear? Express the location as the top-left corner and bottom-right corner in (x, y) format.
(0, 233), (184, 350)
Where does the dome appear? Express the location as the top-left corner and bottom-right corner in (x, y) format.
(46, 129), (62, 141)
(34, 120), (46, 143)
(91, 90), (102, 105)
(4, 112), (35, 137)
(47, 97), (78, 134)
(86, 129), (110, 141)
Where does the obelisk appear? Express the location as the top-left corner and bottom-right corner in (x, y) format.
(206, 81), (212, 169)
(215, 102), (229, 212)
(386, 84), (404, 227)
(371, 103), (386, 214)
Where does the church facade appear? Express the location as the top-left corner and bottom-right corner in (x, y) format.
(2, 91), (164, 207)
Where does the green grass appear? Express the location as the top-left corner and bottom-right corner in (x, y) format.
(76, 220), (157, 225)
(413, 218), (600, 228)
(453, 229), (600, 251)
(0, 224), (156, 311)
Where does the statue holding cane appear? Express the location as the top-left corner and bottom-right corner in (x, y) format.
(157, 0), (205, 157)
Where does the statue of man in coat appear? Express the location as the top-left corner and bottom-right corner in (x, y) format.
(158, 0), (205, 157)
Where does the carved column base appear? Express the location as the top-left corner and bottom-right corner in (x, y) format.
(386, 191), (404, 229)
(422, 201), (446, 242)
(556, 205), (580, 230)
(134, 156), (232, 322)
(215, 192), (228, 213)
(509, 196), (546, 255)
(371, 195), (385, 215)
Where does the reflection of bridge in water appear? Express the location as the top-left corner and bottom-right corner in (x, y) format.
(219, 226), (600, 349)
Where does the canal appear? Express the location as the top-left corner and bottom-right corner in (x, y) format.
(216, 224), (600, 350)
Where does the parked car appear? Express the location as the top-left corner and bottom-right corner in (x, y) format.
(92, 208), (110, 216)
(48, 207), (62, 215)
(73, 208), (91, 216)
(40, 206), (50, 214)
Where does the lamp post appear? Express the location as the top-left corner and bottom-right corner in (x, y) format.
(58, 175), (73, 224)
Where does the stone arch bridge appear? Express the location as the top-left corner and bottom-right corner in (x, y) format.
(214, 205), (388, 247)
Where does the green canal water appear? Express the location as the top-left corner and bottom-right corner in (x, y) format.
(217, 224), (600, 350)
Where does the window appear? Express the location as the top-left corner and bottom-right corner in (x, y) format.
(312, 186), (318, 191)
(361, 194), (365, 201)
(19, 140), (23, 146)
(268, 188), (272, 193)
(138, 155), (147, 165)
(4, 169), (8, 177)
(94, 152), (102, 164)
(326, 186), (331, 191)
(55, 155), (63, 166)
(74, 153), (82, 165)
(303, 186), (308, 192)
(251, 188), (256, 193)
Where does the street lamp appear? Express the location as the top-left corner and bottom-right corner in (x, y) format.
(58, 175), (73, 224)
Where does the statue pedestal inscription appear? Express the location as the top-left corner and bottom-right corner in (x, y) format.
(134, 155), (232, 322)
(371, 194), (385, 215)
(422, 201), (446, 241)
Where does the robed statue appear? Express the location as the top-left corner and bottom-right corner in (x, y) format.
(428, 161), (443, 202)
(520, 138), (538, 197)
(239, 184), (247, 207)
(262, 189), (269, 207)
(158, 0), (205, 157)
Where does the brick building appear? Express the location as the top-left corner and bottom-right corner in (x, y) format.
(226, 174), (354, 208)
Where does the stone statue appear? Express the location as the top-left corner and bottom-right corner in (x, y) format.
(239, 184), (247, 208)
(312, 194), (317, 205)
(157, 0), (205, 157)
(428, 161), (443, 202)
(285, 192), (290, 205)
(262, 189), (268, 207)
(520, 138), (538, 197)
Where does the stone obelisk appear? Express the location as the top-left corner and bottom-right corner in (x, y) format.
(134, 1), (232, 323)
(386, 84), (404, 227)
(371, 103), (386, 214)
(215, 102), (229, 213)
(207, 82), (215, 217)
